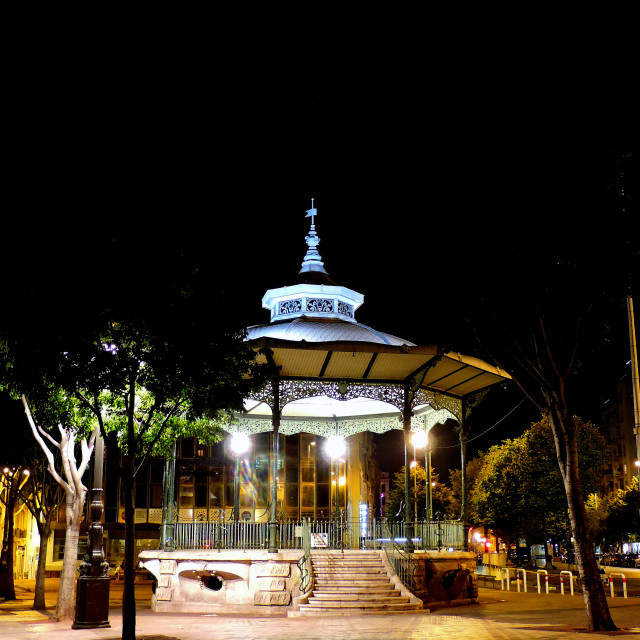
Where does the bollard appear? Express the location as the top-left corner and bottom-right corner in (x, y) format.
(609, 572), (627, 598)
(515, 568), (527, 592)
(559, 570), (574, 596)
(536, 569), (549, 594)
(500, 567), (510, 591)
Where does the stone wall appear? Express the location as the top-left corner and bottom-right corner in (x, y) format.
(138, 549), (305, 614)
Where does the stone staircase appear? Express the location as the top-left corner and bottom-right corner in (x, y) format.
(297, 550), (423, 616)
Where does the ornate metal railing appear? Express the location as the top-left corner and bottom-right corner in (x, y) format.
(380, 520), (417, 591)
(296, 518), (312, 593)
(173, 517), (465, 552)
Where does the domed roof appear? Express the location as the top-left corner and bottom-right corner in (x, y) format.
(251, 199), (414, 346)
(246, 318), (415, 346)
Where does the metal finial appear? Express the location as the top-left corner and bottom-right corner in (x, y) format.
(305, 198), (317, 228)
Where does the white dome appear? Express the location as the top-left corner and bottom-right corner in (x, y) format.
(246, 318), (415, 346)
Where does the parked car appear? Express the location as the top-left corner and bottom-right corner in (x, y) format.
(635, 555), (640, 569)
(621, 553), (638, 568)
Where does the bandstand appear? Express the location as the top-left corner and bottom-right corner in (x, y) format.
(139, 201), (511, 613)
(238, 200), (511, 553)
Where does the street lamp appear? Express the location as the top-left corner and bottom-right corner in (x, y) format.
(325, 434), (346, 516)
(230, 432), (251, 522)
(73, 432), (110, 630)
(411, 430), (429, 521)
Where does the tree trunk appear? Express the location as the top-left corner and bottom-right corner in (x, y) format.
(54, 491), (85, 621)
(122, 473), (137, 640)
(548, 408), (616, 632)
(32, 516), (52, 611)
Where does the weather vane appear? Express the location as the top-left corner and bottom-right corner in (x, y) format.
(305, 198), (317, 228)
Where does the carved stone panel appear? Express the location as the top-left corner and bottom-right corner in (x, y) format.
(255, 562), (290, 577)
(155, 587), (173, 601)
(257, 578), (286, 591)
(254, 591), (291, 605)
(160, 560), (177, 574)
(158, 575), (172, 588)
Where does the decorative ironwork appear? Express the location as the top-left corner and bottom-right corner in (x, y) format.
(337, 301), (354, 318)
(279, 299), (303, 315)
(242, 380), (462, 432)
(173, 517), (465, 551)
(307, 298), (334, 313)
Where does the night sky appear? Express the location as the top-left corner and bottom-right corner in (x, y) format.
(3, 20), (636, 479)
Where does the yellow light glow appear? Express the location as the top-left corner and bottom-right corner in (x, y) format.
(411, 430), (427, 449)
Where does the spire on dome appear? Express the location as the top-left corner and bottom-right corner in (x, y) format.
(299, 198), (333, 283)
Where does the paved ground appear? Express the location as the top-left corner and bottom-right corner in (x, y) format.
(1, 574), (639, 640)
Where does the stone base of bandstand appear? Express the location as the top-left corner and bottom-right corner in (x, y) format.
(138, 549), (305, 615)
(139, 549), (478, 614)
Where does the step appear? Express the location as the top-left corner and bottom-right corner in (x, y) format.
(291, 607), (425, 617)
(313, 585), (400, 596)
(310, 593), (408, 602)
(313, 579), (392, 587)
(311, 560), (384, 569)
(313, 568), (387, 575)
(299, 601), (421, 611)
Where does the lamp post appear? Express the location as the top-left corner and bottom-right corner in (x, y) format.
(229, 432), (251, 522)
(325, 433), (346, 549)
(411, 430), (427, 521)
(627, 294), (640, 518)
(73, 432), (110, 630)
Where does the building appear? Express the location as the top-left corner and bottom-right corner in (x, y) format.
(601, 372), (639, 493)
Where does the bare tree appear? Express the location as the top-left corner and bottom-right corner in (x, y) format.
(22, 395), (96, 622)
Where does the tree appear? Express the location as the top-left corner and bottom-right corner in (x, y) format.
(428, 149), (637, 632)
(22, 395), (97, 621)
(587, 478), (640, 552)
(386, 465), (455, 523)
(0, 465), (30, 601)
(1, 230), (268, 638)
(449, 452), (485, 525)
(469, 416), (608, 554)
(17, 450), (64, 611)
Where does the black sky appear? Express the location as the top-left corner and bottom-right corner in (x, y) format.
(3, 19), (636, 477)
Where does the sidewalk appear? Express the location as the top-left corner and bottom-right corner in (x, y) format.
(1, 578), (639, 639)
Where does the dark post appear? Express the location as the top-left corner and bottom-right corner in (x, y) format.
(233, 456), (241, 522)
(73, 433), (110, 629)
(268, 376), (280, 553)
(161, 441), (177, 551)
(403, 387), (414, 552)
(456, 406), (470, 549)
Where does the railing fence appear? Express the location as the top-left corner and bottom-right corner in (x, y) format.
(172, 517), (465, 552)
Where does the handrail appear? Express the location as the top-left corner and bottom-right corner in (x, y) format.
(380, 520), (416, 592)
(296, 519), (312, 594)
(609, 572), (627, 598)
(536, 569), (549, 594)
(559, 570), (574, 596)
(500, 567), (510, 591)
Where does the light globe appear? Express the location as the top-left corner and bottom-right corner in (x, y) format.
(325, 434), (346, 459)
(229, 432), (251, 456)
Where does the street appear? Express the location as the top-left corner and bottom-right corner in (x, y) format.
(1, 570), (639, 640)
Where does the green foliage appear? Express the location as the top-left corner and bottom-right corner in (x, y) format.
(469, 415), (609, 544)
(386, 465), (456, 521)
(587, 477), (640, 548)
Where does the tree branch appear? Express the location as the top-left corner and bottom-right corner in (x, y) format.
(21, 395), (70, 493)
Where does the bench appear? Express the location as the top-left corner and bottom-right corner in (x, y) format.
(476, 574), (497, 589)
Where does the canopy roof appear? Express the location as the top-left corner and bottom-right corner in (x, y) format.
(247, 334), (509, 398)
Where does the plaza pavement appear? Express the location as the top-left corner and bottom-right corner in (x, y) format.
(1, 575), (639, 640)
